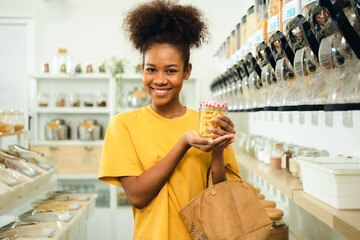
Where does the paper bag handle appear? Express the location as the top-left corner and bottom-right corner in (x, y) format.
(207, 165), (242, 187)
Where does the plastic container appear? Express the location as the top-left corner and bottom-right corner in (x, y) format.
(268, 0), (284, 39)
(241, 15), (248, 57)
(199, 100), (228, 138)
(247, 6), (256, 55)
(297, 159), (360, 209)
(255, 0), (269, 47)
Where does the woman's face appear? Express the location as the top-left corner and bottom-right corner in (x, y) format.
(143, 44), (191, 109)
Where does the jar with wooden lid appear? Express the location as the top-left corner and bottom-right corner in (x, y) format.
(199, 100), (228, 138)
(260, 199), (277, 208)
(271, 142), (284, 169)
(265, 208), (289, 240)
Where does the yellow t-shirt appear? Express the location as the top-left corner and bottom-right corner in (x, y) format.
(98, 105), (240, 240)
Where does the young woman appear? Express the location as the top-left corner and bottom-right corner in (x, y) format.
(99, 0), (240, 239)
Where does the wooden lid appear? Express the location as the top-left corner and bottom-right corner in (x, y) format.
(260, 200), (276, 208)
(265, 208), (284, 221)
(257, 193), (265, 200)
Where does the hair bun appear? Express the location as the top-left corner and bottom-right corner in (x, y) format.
(123, 0), (209, 53)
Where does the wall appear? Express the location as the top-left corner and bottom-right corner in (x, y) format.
(0, 0), (253, 106)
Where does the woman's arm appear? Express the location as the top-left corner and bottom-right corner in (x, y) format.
(120, 132), (234, 209)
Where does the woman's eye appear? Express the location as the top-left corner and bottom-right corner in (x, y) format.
(146, 68), (156, 72)
(167, 69), (177, 73)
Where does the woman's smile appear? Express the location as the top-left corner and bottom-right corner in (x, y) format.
(151, 87), (172, 96)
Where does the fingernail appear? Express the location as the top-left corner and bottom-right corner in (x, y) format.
(209, 127), (215, 131)
(212, 118), (218, 122)
(208, 139), (213, 144)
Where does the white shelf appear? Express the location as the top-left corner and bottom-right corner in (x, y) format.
(30, 140), (104, 146)
(28, 73), (111, 80)
(32, 107), (110, 114)
(55, 174), (98, 180)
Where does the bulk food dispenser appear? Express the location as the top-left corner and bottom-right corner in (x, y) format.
(268, 31), (296, 110)
(245, 53), (264, 111)
(318, 0), (360, 110)
(229, 63), (243, 112)
(237, 59), (250, 111)
(224, 69), (236, 111)
(256, 41), (278, 110)
(287, 15), (323, 111)
(254, 0), (269, 48)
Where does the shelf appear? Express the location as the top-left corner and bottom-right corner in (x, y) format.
(30, 140), (104, 146)
(235, 149), (302, 198)
(55, 174), (98, 180)
(28, 73), (111, 80)
(235, 149), (360, 240)
(32, 107), (110, 114)
(0, 131), (24, 138)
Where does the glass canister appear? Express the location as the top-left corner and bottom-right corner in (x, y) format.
(2, 110), (15, 134)
(199, 100), (228, 138)
(271, 142), (284, 169)
(241, 15), (248, 57)
(53, 48), (69, 73)
(55, 92), (66, 107)
(268, 0), (284, 39)
(255, 0), (269, 48)
(265, 208), (289, 240)
(14, 110), (24, 132)
(247, 5), (256, 55)
(0, 110), (4, 135)
(96, 92), (107, 107)
(69, 92), (81, 107)
(37, 92), (49, 107)
(83, 93), (95, 107)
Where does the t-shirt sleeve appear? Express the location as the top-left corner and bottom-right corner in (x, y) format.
(224, 144), (241, 181)
(98, 114), (143, 187)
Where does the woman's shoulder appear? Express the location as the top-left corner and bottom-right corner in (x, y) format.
(110, 107), (148, 124)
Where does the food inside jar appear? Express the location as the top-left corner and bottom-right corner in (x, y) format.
(3, 124), (14, 133)
(199, 107), (226, 138)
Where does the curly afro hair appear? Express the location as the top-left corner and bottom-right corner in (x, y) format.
(123, 0), (209, 67)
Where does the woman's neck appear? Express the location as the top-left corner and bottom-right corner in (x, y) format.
(150, 99), (186, 119)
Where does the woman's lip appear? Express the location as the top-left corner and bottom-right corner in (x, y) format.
(151, 88), (172, 96)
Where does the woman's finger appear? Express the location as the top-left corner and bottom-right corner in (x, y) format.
(213, 116), (236, 134)
(217, 114), (235, 128)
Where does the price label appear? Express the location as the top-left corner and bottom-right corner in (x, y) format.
(40, 228), (56, 237)
(22, 169), (37, 177)
(254, 29), (264, 45)
(2, 177), (19, 186)
(268, 15), (279, 33)
(282, 1), (298, 23)
(69, 204), (81, 210)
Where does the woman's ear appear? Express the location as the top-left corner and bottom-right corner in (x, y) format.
(183, 63), (192, 80)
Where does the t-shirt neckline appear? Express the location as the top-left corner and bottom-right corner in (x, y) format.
(145, 105), (191, 122)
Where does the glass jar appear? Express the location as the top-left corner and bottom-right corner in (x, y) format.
(281, 144), (293, 172)
(0, 110), (4, 134)
(14, 110), (24, 132)
(199, 100), (228, 138)
(268, 0), (284, 39)
(3, 110), (15, 134)
(247, 5), (256, 55)
(255, 0), (269, 47)
(83, 93), (95, 107)
(53, 48), (69, 73)
(86, 63), (93, 73)
(55, 92), (66, 107)
(96, 92), (107, 107)
(263, 138), (273, 164)
(265, 208), (289, 240)
(37, 92), (49, 107)
(69, 92), (81, 107)
(271, 142), (284, 169)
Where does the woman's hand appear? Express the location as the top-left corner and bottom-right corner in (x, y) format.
(184, 130), (234, 152)
(210, 114), (236, 139)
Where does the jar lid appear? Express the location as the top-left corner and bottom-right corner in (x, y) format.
(265, 208), (284, 221)
(199, 100), (228, 108)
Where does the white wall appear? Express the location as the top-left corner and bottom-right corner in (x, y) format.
(0, 0), (253, 103)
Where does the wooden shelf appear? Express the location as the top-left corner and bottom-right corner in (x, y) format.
(236, 149), (302, 198)
(0, 131), (24, 138)
(235, 149), (360, 240)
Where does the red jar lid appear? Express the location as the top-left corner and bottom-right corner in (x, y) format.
(199, 100), (228, 108)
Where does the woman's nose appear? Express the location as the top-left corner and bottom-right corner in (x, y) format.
(153, 73), (168, 85)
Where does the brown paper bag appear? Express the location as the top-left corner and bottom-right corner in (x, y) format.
(179, 167), (272, 240)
